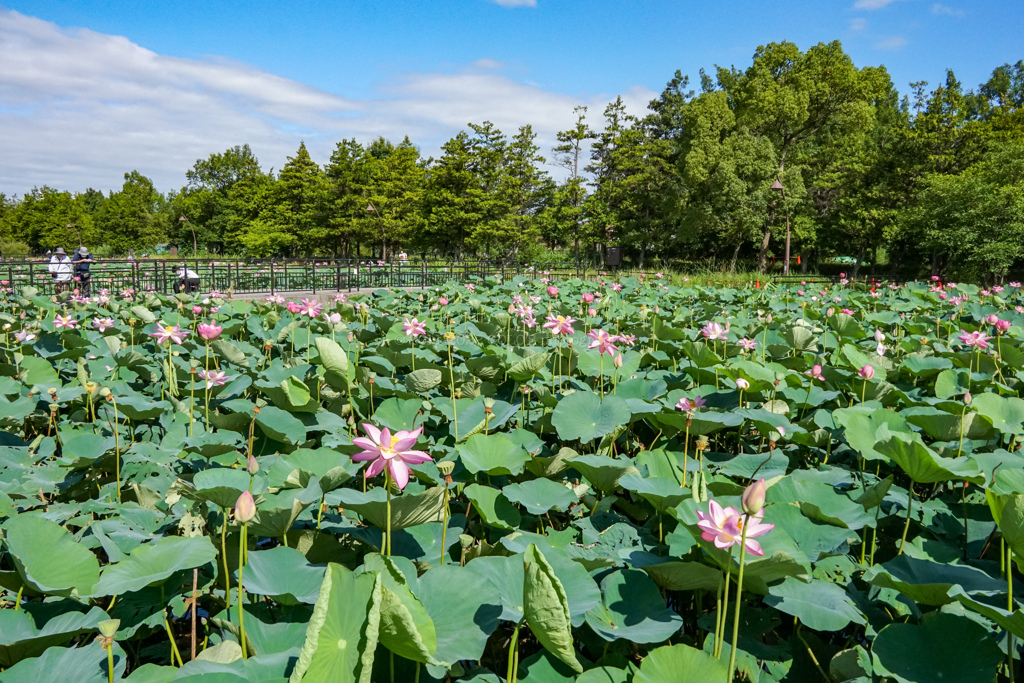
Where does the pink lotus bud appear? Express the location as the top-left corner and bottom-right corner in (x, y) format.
(826, 308), (835, 317)
(588, 308), (597, 317)
(613, 353), (623, 368)
(234, 490), (256, 523)
(735, 378), (750, 391)
(438, 297), (449, 306)
(987, 314), (1000, 325)
(741, 478), (767, 516)
(547, 286), (559, 297)
(995, 319), (1011, 333)
(581, 292), (595, 304)
(197, 322), (223, 341)
(858, 364), (874, 380)
(246, 453), (260, 476)
(964, 391), (972, 404)
(192, 305), (203, 314)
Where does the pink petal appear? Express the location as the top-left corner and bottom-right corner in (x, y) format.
(708, 500), (727, 526)
(400, 450), (432, 465)
(389, 459), (411, 490)
(713, 536), (735, 550)
(361, 423), (382, 444)
(351, 437), (378, 450)
(380, 428), (392, 450)
(745, 539), (764, 556)
(351, 450), (381, 462)
(364, 458), (385, 479)
(391, 434), (420, 452)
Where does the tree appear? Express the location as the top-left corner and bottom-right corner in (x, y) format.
(177, 144), (265, 253)
(97, 172), (165, 254)
(551, 107), (594, 258)
(3, 187), (98, 253)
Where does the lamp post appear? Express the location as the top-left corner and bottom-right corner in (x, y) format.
(180, 215), (197, 256)
(66, 223), (82, 247)
(770, 178), (791, 276)
(366, 202), (386, 261)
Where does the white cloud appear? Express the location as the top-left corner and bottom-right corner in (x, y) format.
(873, 35), (908, 50)
(853, 0), (898, 9)
(931, 3), (964, 16)
(849, 18), (867, 31)
(0, 9), (654, 193)
(485, 0), (538, 7)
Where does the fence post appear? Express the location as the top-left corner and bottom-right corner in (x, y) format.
(270, 261), (275, 295)
(311, 261), (316, 295)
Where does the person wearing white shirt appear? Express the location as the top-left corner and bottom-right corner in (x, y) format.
(49, 248), (73, 293)
(174, 266), (201, 293)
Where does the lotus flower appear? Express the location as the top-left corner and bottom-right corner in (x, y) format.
(151, 324), (187, 345)
(987, 314), (1000, 325)
(675, 395), (706, 413)
(587, 329), (618, 356)
(858, 364), (875, 380)
(438, 297), (449, 306)
(696, 499), (774, 556)
(701, 322), (728, 341)
(611, 283), (623, 292)
(286, 301), (302, 314)
(738, 338), (757, 350)
(299, 299), (323, 318)
(995, 319), (1011, 333)
(266, 294), (285, 305)
(197, 322), (223, 341)
(465, 284), (475, 293)
(958, 329), (992, 349)
(93, 318), (115, 333)
(197, 369), (230, 389)
(581, 292), (595, 304)
(874, 329), (885, 343)
(547, 286), (559, 297)
(15, 329), (36, 343)
(403, 317), (426, 337)
(735, 378), (750, 391)
(351, 424), (433, 490)
(192, 305), (203, 315)
(614, 333), (637, 347)
(54, 315), (77, 330)
(543, 314), (576, 336)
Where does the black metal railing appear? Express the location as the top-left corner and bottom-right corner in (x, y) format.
(0, 258), (676, 297)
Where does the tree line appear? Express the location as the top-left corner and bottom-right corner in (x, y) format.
(1, 40), (1022, 280)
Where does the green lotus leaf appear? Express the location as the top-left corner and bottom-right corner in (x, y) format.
(871, 612), (1001, 683)
(241, 546), (326, 605)
(94, 536), (217, 596)
(523, 544), (583, 674)
(763, 577), (866, 631)
(864, 555), (1004, 606)
(551, 392), (630, 443)
(584, 568), (683, 643)
(502, 479), (578, 515)
(631, 643), (727, 683)
(4, 515), (100, 596)
(457, 432), (531, 476)
(464, 483), (521, 531)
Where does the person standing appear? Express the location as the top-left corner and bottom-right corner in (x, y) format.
(73, 247), (97, 296)
(49, 248), (73, 294)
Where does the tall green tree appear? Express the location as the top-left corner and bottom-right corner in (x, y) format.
(97, 172), (165, 254)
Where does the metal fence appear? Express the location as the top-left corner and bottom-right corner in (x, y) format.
(0, 258), (674, 297)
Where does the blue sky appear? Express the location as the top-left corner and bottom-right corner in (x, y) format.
(1, 0), (1020, 193)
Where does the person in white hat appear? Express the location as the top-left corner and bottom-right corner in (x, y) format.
(49, 248), (73, 294)
(73, 246), (97, 295)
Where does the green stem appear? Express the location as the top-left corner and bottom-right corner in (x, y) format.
(717, 558), (733, 658)
(386, 469), (393, 557)
(898, 485), (914, 555)
(221, 511), (231, 615)
(107, 642), (115, 683)
(238, 522), (248, 659)
(1010, 542), (1016, 683)
(726, 521), (750, 682)
(163, 612), (184, 667)
(441, 485), (450, 566)
(506, 620), (523, 682)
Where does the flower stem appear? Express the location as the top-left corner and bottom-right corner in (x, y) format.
(238, 522), (248, 659)
(385, 469), (393, 557)
(898, 485), (914, 555)
(716, 557), (733, 658)
(726, 521), (750, 682)
(221, 511), (231, 615)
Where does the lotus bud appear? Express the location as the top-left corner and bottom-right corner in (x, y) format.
(581, 292), (595, 304)
(741, 478), (767, 516)
(964, 391), (972, 405)
(996, 319), (1011, 333)
(988, 314), (1000, 325)
(874, 329), (885, 343)
(588, 308), (597, 317)
(613, 353), (623, 368)
(858, 364), (875, 380)
(735, 378), (750, 391)
(234, 490), (257, 523)
(246, 453), (260, 476)
(547, 286), (558, 296)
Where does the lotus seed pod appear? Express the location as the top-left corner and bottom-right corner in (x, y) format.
(436, 461), (455, 476)
(97, 619), (120, 639)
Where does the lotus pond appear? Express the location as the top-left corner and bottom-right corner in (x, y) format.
(1, 276), (1024, 682)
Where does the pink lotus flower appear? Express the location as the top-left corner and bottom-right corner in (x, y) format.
(696, 499), (774, 556)
(403, 317), (426, 337)
(613, 333), (637, 347)
(701, 322), (728, 341)
(151, 324), (187, 345)
(465, 284), (475, 293)
(325, 312), (342, 325)
(351, 424), (432, 490)
(858, 364), (875, 380)
(587, 307), (597, 317)
(438, 297), (449, 306)
(581, 292), (595, 304)
(197, 369), (230, 389)
(959, 329), (992, 349)
(197, 322), (223, 341)
(93, 318), (115, 333)
(53, 315), (77, 330)
(806, 364), (824, 381)
(675, 395), (706, 413)
(1010, 282), (1021, 288)
(334, 292), (347, 302)
(266, 294), (285, 305)
(738, 338), (757, 350)
(299, 299), (323, 318)
(841, 309), (854, 315)
(931, 275), (940, 281)
(987, 314), (1000, 325)
(192, 305), (203, 315)
(741, 479), (767, 516)
(512, 295), (524, 305)
(587, 329), (618, 356)
(547, 286), (559, 297)
(543, 314), (576, 336)
(15, 329), (36, 343)
(611, 283), (623, 292)
(523, 314), (537, 328)
(735, 378), (750, 391)
(613, 353), (623, 368)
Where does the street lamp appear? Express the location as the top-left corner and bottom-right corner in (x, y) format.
(770, 178), (791, 276)
(66, 223), (82, 247)
(366, 202), (386, 261)
(180, 215), (197, 256)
